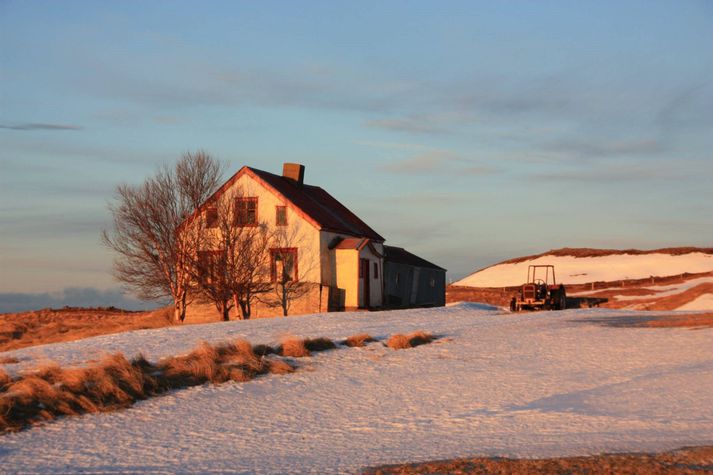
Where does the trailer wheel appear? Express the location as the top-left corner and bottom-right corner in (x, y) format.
(510, 297), (517, 312)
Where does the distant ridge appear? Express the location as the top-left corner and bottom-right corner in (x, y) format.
(502, 247), (713, 265)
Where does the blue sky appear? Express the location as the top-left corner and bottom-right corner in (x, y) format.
(1, 1), (712, 310)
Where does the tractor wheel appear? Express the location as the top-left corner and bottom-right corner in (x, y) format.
(557, 286), (567, 310)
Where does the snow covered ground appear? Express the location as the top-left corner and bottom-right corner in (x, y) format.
(2, 304), (713, 474)
(455, 252), (713, 287)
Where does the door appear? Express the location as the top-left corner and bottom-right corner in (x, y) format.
(360, 258), (370, 308)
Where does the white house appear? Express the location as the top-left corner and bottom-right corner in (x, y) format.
(184, 163), (444, 322)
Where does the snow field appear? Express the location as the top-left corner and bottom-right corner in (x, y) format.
(455, 252), (713, 287)
(1, 304), (713, 473)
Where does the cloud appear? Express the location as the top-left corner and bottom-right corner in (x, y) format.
(545, 138), (665, 159)
(366, 117), (446, 134)
(0, 287), (159, 313)
(530, 161), (685, 183)
(380, 150), (499, 176)
(0, 123), (83, 131)
(380, 151), (452, 173)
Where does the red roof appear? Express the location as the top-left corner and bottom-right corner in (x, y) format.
(197, 166), (385, 242)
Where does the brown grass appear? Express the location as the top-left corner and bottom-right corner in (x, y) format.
(386, 332), (434, 350)
(363, 445), (713, 474)
(344, 333), (376, 347)
(0, 356), (20, 365)
(0, 338), (296, 433)
(278, 337), (311, 357)
(0, 306), (174, 353)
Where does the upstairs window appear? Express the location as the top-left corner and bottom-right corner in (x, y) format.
(205, 207), (218, 228)
(235, 197), (258, 226)
(373, 262), (379, 279)
(276, 206), (287, 226)
(271, 248), (298, 282)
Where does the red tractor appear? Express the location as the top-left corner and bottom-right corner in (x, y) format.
(510, 265), (567, 312)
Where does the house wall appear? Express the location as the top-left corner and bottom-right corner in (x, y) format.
(336, 248), (359, 308)
(358, 246), (383, 308)
(224, 173), (323, 283)
(183, 282), (332, 323)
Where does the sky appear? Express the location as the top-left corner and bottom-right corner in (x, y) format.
(1, 0), (712, 311)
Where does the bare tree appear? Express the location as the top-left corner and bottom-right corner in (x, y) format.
(102, 151), (224, 323)
(266, 225), (315, 317)
(190, 190), (272, 321)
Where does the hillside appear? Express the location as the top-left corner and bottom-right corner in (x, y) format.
(0, 306), (172, 353)
(1, 304), (713, 473)
(452, 247), (713, 311)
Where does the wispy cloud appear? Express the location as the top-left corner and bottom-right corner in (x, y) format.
(380, 150), (499, 176)
(366, 116), (446, 134)
(0, 123), (83, 131)
(546, 138), (665, 159)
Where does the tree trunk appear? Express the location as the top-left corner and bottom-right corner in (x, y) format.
(174, 292), (187, 323)
(221, 302), (231, 322)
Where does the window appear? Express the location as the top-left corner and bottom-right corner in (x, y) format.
(395, 273), (400, 288)
(271, 248), (298, 282)
(198, 250), (222, 283)
(275, 206), (287, 226)
(205, 207), (218, 228)
(235, 197), (258, 226)
(430, 276), (436, 288)
(373, 262), (379, 279)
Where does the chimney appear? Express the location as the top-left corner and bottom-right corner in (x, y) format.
(282, 163), (305, 185)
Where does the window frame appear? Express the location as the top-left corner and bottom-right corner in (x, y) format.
(235, 197), (258, 227)
(205, 206), (219, 229)
(275, 205), (288, 226)
(270, 247), (298, 283)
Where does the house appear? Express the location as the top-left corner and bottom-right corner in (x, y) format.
(184, 163), (446, 322)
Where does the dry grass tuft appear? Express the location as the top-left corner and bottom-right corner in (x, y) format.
(0, 337), (297, 433)
(344, 333), (376, 347)
(386, 334), (411, 350)
(0, 356), (20, 365)
(0, 368), (10, 388)
(279, 337), (311, 358)
(304, 337), (336, 352)
(386, 331), (435, 350)
(268, 359), (295, 375)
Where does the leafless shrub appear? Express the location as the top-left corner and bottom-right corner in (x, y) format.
(343, 333), (376, 347)
(0, 356), (19, 365)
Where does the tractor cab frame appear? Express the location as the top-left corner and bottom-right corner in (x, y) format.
(510, 265), (567, 312)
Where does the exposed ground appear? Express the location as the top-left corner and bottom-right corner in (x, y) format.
(0, 306), (173, 352)
(364, 445), (713, 474)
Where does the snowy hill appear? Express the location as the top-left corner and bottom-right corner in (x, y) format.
(2, 304), (713, 473)
(453, 248), (713, 311)
(455, 248), (713, 287)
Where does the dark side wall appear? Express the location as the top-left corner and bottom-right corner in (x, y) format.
(383, 262), (446, 308)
